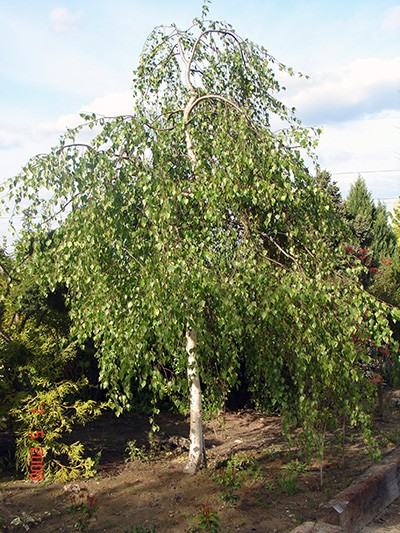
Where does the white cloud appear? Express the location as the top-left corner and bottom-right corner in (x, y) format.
(36, 91), (133, 138)
(382, 5), (400, 30)
(281, 56), (400, 204)
(285, 57), (400, 125)
(0, 91), (133, 183)
(50, 7), (83, 33)
(80, 92), (133, 117)
(316, 110), (400, 202)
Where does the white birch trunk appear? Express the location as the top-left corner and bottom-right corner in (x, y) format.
(183, 328), (204, 474)
(177, 36), (205, 474)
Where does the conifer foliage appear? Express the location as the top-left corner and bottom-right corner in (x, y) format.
(345, 176), (396, 258)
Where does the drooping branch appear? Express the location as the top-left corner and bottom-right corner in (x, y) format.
(0, 260), (13, 287)
(261, 232), (305, 275)
(185, 93), (245, 119)
(186, 28), (247, 77)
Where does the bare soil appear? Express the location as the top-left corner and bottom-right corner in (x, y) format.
(1, 403), (400, 533)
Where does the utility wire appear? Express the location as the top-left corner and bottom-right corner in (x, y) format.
(332, 169), (399, 175)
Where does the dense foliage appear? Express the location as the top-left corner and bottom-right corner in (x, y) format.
(1, 7), (399, 470)
(0, 248), (104, 478)
(345, 176), (396, 260)
(13, 380), (103, 482)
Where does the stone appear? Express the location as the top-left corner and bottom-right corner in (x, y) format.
(289, 521), (342, 532)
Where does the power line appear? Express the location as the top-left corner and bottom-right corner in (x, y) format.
(332, 169), (399, 175)
(375, 198), (399, 202)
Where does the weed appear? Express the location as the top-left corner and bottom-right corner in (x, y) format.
(217, 466), (241, 504)
(9, 512), (42, 530)
(282, 459), (307, 475)
(278, 459), (306, 495)
(67, 491), (97, 531)
(125, 439), (147, 462)
(213, 454), (261, 504)
(381, 430), (400, 446)
(278, 473), (300, 495)
(263, 480), (276, 491)
(189, 505), (221, 532)
(232, 456), (263, 479)
(260, 444), (285, 460)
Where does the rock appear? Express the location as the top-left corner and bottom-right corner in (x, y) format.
(290, 522), (342, 532)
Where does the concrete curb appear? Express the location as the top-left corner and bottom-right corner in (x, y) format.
(290, 447), (400, 533)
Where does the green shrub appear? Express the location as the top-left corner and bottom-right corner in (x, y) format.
(12, 379), (106, 482)
(189, 505), (221, 532)
(213, 454), (261, 503)
(278, 472), (300, 495)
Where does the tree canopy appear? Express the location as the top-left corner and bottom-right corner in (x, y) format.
(371, 201), (397, 259)
(345, 175), (376, 248)
(1, 9), (398, 471)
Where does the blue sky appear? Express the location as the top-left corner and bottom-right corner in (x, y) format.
(1, 0), (399, 239)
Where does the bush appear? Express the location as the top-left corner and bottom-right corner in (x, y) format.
(12, 379), (106, 482)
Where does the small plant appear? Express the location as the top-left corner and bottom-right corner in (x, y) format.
(213, 454), (261, 504)
(213, 459), (242, 503)
(282, 459), (308, 476)
(125, 439), (147, 462)
(263, 480), (276, 491)
(189, 505), (221, 532)
(9, 511), (42, 530)
(231, 456), (262, 478)
(261, 444), (285, 459)
(381, 430), (400, 446)
(278, 473), (300, 495)
(67, 491), (97, 531)
(278, 459), (306, 495)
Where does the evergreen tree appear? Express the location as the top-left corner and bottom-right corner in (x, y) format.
(371, 202), (397, 259)
(345, 176), (375, 247)
(315, 170), (346, 219)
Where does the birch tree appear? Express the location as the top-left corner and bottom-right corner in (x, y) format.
(2, 7), (398, 473)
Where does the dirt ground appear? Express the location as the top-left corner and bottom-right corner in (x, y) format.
(361, 497), (400, 532)
(1, 404), (400, 533)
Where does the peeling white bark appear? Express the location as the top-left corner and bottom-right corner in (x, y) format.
(178, 32), (206, 475)
(183, 328), (204, 474)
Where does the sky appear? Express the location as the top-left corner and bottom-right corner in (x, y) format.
(0, 0), (399, 241)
